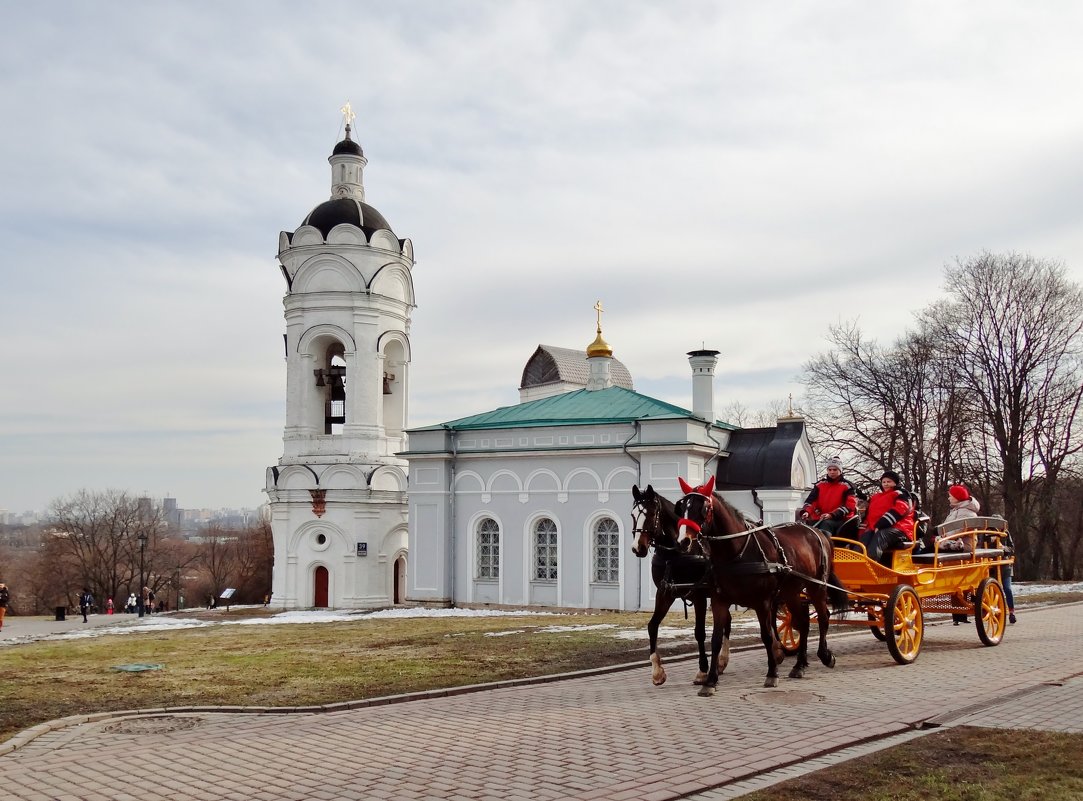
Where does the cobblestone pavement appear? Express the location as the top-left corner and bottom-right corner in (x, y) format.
(1, 604), (1081, 801)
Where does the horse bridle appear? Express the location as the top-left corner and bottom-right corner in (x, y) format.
(631, 499), (681, 553)
(676, 491), (714, 538)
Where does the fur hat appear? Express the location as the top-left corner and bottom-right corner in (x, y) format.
(880, 470), (902, 485)
(825, 456), (842, 470)
(949, 484), (970, 502)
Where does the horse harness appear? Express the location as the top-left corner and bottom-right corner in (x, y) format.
(696, 516), (840, 596)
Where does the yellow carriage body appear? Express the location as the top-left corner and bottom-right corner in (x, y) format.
(775, 516), (1013, 664)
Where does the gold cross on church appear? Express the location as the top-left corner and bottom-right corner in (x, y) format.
(340, 101), (356, 128)
(594, 300), (604, 331)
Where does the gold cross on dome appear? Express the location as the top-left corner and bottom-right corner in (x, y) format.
(340, 101), (356, 128)
(594, 300), (604, 330)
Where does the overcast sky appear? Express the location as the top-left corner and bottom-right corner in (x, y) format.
(2, 2), (1082, 513)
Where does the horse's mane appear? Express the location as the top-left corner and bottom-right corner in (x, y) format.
(712, 492), (757, 530)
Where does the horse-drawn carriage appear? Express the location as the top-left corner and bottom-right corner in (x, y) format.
(775, 515), (1014, 664)
(632, 480), (1014, 692)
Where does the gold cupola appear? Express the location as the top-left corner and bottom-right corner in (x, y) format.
(586, 300), (613, 358)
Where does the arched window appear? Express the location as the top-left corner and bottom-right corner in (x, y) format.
(592, 517), (620, 583)
(476, 517), (500, 580)
(533, 518), (558, 581)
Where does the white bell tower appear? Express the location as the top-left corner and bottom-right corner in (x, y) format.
(265, 105), (415, 609)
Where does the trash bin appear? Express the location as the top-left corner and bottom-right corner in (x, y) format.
(55, 606), (66, 622)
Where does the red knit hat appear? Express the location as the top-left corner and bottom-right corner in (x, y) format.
(949, 484), (970, 502)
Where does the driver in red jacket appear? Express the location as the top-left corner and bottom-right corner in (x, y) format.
(800, 457), (858, 535)
(859, 470), (915, 566)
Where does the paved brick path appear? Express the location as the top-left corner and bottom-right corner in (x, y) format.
(1, 604), (1081, 801)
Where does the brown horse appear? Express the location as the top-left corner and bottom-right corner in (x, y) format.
(675, 476), (847, 691)
(631, 484), (715, 686)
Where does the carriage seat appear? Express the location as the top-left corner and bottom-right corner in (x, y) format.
(935, 516), (1008, 537)
(911, 548), (1005, 564)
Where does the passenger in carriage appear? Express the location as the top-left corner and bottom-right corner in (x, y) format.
(799, 456), (858, 536)
(939, 484), (981, 624)
(858, 470), (915, 567)
(937, 484), (981, 551)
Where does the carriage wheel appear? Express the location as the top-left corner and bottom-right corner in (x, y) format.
(868, 611), (886, 642)
(774, 602), (802, 656)
(974, 577), (1007, 646)
(884, 585), (923, 665)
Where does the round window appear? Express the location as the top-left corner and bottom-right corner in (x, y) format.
(311, 529), (331, 552)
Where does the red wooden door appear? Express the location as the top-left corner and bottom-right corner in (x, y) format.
(314, 566), (329, 607)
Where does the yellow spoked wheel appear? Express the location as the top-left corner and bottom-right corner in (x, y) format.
(885, 584), (923, 664)
(774, 602), (802, 656)
(975, 577), (1007, 646)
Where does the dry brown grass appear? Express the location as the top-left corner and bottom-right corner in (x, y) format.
(742, 726), (1083, 801)
(0, 609), (701, 741)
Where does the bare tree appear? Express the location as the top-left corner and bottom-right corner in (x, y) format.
(48, 490), (160, 606)
(925, 252), (1083, 578)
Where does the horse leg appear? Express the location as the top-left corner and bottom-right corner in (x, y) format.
(756, 603), (781, 688)
(787, 593), (811, 679)
(699, 599), (727, 697)
(718, 612), (731, 675)
(692, 592), (709, 685)
(812, 589), (837, 669)
(647, 593), (673, 686)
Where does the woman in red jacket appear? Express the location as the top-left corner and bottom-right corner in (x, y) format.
(859, 470), (915, 567)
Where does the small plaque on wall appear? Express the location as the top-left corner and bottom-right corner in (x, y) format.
(357, 542), (368, 557)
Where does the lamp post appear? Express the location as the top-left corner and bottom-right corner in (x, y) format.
(137, 530), (148, 618)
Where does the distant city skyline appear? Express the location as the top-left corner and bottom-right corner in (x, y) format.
(3, 2), (1083, 512)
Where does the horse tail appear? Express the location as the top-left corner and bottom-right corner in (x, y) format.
(826, 568), (848, 613)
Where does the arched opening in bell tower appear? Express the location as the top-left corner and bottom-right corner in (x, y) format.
(382, 339), (406, 440)
(316, 344), (346, 435)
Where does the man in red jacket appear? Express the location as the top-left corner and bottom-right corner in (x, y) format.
(800, 457), (858, 535)
(859, 470), (915, 566)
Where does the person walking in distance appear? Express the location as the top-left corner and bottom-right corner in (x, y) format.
(0, 583), (10, 631)
(79, 588), (94, 623)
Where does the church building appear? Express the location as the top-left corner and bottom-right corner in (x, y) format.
(264, 114), (816, 612)
(402, 314), (816, 612)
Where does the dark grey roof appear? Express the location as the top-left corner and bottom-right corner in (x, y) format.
(298, 198), (394, 239)
(332, 137), (363, 156)
(715, 419), (807, 489)
(519, 345), (633, 390)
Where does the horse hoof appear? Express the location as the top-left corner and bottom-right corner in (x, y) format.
(826, 654), (837, 669)
(788, 667), (805, 679)
(764, 676), (779, 688)
(697, 685), (716, 697)
(652, 672), (667, 686)
(692, 671), (708, 685)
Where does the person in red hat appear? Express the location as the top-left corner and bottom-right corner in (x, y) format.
(938, 484), (982, 623)
(938, 484), (981, 551)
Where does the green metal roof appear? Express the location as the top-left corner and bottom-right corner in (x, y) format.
(413, 386), (737, 432)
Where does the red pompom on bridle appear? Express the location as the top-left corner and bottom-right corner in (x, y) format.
(677, 475), (715, 537)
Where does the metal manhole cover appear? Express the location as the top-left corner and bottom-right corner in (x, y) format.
(103, 715), (204, 736)
(744, 690), (823, 705)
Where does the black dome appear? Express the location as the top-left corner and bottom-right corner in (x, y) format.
(300, 197), (394, 239)
(332, 138), (363, 156)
